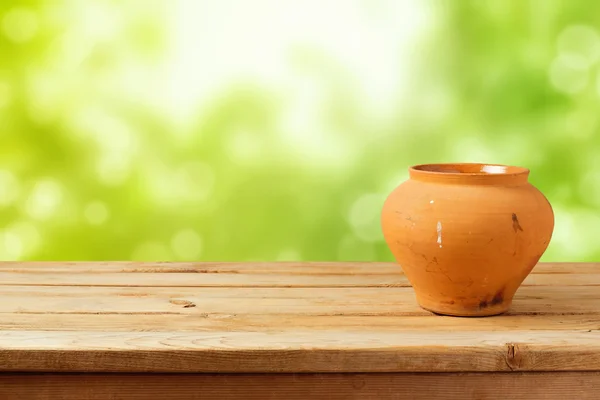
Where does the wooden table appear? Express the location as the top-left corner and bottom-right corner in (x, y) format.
(1, 262), (599, 399)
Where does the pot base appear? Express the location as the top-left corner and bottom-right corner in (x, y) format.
(418, 298), (511, 317)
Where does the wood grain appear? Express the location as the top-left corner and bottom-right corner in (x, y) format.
(4, 271), (600, 287)
(3, 329), (600, 372)
(0, 261), (595, 287)
(1, 372), (600, 400)
(0, 261), (402, 274)
(4, 313), (600, 332)
(0, 261), (593, 274)
(0, 262), (598, 374)
(0, 285), (598, 316)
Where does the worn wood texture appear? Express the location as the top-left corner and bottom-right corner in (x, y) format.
(0, 262), (599, 373)
(1, 372), (600, 400)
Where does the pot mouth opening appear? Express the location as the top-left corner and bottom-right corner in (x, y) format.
(409, 163), (530, 185)
(411, 163), (529, 176)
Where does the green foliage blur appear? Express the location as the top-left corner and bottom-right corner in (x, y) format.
(0, 0), (598, 261)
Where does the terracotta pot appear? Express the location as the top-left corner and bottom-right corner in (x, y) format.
(381, 163), (554, 317)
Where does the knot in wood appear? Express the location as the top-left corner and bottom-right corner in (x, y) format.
(505, 343), (523, 371)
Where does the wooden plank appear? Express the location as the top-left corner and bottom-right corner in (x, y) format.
(0, 286), (598, 316)
(2, 329), (600, 372)
(531, 263), (600, 274)
(0, 263), (596, 287)
(2, 313), (600, 332)
(0, 261), (595, 274)
(0, 262), (597, 375)
(1, 271), (599, 287)
(0, 272), (405, 287)
(0, 261), (402, 275)
(0, 286), (421, 315)
(1, 372), (600, 400)
(524, 274), (600, 286)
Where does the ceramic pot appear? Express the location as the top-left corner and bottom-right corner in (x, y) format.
(381, 163), (554, 317)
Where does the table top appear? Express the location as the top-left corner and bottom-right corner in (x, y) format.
(1, 262), (599, 373)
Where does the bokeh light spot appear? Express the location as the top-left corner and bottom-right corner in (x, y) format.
(144, 162), (215, 206)
(0, 169), (21, 207)
(276, 248), (301, 261)
(25, 179), (63, 220)
(452, 137), (494, 162)
(84, 201), (110, 225)
(96, 155), (133, 186)
(383, 171), (409, 193)
(68, 106), (139, 186)
(0, 231), (23, 261)
(6, 221), (41, 257)
(547, 206), (600, 260)
(348, 193), (385, 242)
(132, 241), (171, 261)
(2, 7), (38, 43)
(557, 25), (600, 68)
(549, 55), (589, 94)
(0, 81), (11, 108)
(177, 162), (215, 202)
(227, 128), (263, 164)
(171, 229), (202, 260)
(337, 234), (375, 261)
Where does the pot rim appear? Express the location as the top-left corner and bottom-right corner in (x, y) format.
(409, 163), (530, 185)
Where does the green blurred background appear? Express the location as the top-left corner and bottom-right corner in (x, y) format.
(0, 0), (598, 261)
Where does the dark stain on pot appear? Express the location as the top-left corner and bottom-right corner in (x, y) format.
(491, 290), (504, 306)
(478, 288), (505, 309)
(512, 213), (524, 232)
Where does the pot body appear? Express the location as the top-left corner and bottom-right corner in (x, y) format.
(381, 164), (554, 316)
